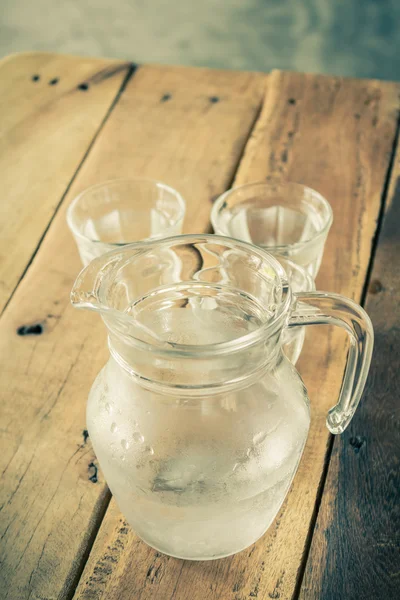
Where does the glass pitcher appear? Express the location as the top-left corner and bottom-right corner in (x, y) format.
(71, 235), (373, 560)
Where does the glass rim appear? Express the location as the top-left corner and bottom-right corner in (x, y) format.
(211, 180), (333, 252)
(73, 234), (293, 357)
(66, 177), (186, 246)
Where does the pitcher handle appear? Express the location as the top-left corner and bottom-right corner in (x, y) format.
(288, 292), (374, 434)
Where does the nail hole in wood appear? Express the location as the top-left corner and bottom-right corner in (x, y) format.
(369, 279), (383, 294)
(161, 93), (171, 102)
(88, 462), (98, 483)
(78, 83), (89, 91)
(288, 98), (296, 105)
(49, 78), (59, 86)
(349, 436), (366, 453)
(209, 96), (219, 103)
(17, 323), (43, 336)
(32, 74), (40, 82)
(47, 313), (60, 319)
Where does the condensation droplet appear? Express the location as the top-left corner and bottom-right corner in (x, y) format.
(121, 439), (129, 450)
(253, 431), (268, 445)
(132, 432), (144, 444)
(110, 422), (117, 433)
(105, 403), (112, 414)
(144, 445), (154, 456)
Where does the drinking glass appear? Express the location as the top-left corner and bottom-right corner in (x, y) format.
(211, 181), (333, 278)
(67, 178), (186, 266)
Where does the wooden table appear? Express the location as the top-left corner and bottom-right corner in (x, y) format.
(0, 53), (399, 600)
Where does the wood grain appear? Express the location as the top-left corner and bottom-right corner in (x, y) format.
(73, 71), (400, 600)
(65, 63), (267, 233)
(0, 59), (267, 600)
(0, 52), (131, 313)
(299, 140), (400, 599)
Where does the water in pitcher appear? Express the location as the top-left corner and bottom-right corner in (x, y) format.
(87, 284), (310, 559)
(125, 283), (273, 345)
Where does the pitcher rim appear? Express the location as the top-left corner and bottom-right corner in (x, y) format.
(71, 234), (293, 357)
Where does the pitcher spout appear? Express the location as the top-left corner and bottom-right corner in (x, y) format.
(70, 244), (172, 347)
(71, 251), (124, 312)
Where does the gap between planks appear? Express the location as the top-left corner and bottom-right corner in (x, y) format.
(0, 62), (137, 318)
(72, 71), (400, 600)
(298, 103), (400, 600)
(0, 60), (269, 600)
(64, 64), (269, 600)
(0, 53), (132, 313)
(292, 106), (400, 600)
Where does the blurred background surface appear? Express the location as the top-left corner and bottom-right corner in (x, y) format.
(1, 0), (399, 80)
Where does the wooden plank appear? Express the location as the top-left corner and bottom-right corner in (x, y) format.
(0, 63), (267, 600)
(63, 64), (266, 233)
(73, 70), (400, 600)
(299, 142), (400, 599)
(0, 52), (131, 312)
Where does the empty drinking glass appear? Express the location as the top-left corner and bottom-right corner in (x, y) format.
(67, 178), (186, 266)
(211, 181), (333, 278)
